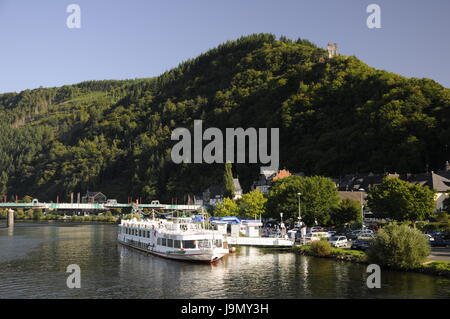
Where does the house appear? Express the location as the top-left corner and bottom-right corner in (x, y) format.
(202, 178), (243, 206)
(334, 162), (450, 212)
(82, 191), (107, 204)
(338, 191), (367, 205)
(251, 169), (296, 194)
(233, 178), (243, 200)
(334, 173), (399, 191)
(252, 169), (276, 194)
(194, 194), (204, 206)
(403, 162), (450, 211)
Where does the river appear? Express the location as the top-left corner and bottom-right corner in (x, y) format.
(0, 222), (449, 299)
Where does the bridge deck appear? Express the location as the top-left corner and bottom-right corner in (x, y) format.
(0, 202), (202, 211)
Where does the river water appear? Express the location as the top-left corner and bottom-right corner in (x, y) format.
(0, 222), (449, 299)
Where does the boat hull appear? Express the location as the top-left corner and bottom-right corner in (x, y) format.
(118, 239), (228, 263)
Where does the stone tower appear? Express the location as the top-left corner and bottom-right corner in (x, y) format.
(327, 43), (339, 58)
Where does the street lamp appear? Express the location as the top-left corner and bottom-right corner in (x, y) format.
(359, 188), (365, 231)
(297, 193), (302, 222)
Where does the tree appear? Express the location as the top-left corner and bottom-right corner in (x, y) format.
(367, 224), (430, 269)
(22, 195), (33, 203)
(214, 198), (239, 217)
(443, 197), (450, 213)
(330, 198), (361, 226)
(0, 171), (8, 197)
(238, 190), (267, 218)
(367, 177), (435, 221)
(223, 162), (235, 198)
(267, 175), (339, 225)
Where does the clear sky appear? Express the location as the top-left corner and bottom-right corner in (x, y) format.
(0, 0), (449, 93)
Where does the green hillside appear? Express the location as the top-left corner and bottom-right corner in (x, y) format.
(1, 33), (449, 202)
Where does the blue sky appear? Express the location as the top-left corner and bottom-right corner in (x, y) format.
(0, 0), (449, 93)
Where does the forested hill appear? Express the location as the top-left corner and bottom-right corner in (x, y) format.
(1, 33), (449, 202)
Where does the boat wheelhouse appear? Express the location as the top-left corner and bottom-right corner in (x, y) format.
(118, 217), (229, 263)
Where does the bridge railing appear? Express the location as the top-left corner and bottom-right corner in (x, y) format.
(0, 201), (204, 211)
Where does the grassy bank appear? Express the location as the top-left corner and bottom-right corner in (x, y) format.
(415, 261), (450, 277)
(293, 244), (450, 278)
(293, 245), (367, 263)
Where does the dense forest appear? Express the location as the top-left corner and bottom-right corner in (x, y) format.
(0, 34), (449, 202)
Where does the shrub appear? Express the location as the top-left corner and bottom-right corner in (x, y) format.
(310, 240), (333, 257)
(33, 209), (43, 220)
(367, 224), (430, 269)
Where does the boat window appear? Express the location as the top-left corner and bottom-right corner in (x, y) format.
(183, 240), (196, 249)
(162, 238), (167, 246)
(157, 238), (161, 245)
(215, 240), (222, 248)
(139, 230), (142, 237)
(167, 239), (173, 247)
(174, 240), (181, 248)
(198, 240), (211, 249)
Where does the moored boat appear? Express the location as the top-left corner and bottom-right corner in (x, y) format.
(118, 217), (229, 263)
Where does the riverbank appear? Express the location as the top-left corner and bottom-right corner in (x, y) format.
(293, 245), (450, 278)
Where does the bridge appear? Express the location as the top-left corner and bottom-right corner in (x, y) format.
(0, 199), (203, 212)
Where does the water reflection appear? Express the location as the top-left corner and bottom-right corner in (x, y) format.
(0, 223), (449, 299)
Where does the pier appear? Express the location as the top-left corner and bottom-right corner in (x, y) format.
(6, 209), (14, 228)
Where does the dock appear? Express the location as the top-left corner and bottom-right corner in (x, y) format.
(226, 236), (294, 247)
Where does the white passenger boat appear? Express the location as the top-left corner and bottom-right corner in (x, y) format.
(118, 217), (230, 263)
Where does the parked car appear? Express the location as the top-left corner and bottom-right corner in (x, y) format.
(327, 231), (337, 237)
(424, 234), (435, 242)
(329, 236), (348, 248)
(304, 231), (329, 242)
(310, 226), (326, 233)
(431, 237), (450, 247)
(427, 230), (443, 237)
(351, 237), (372, 250)
(348, 229), (374, 240)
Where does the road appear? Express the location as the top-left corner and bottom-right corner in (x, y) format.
(429, 247), (450, 262)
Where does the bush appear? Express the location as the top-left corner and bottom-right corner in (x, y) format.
(367, 224), (430, 269)
(310, 240), (333, 257)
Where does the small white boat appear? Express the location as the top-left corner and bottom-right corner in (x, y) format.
(118, 217), (229, 263)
